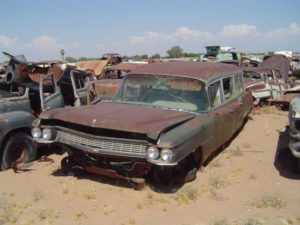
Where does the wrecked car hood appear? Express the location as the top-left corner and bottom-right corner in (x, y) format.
(39, 102), (196, 139)
(243, 79), (266, 91)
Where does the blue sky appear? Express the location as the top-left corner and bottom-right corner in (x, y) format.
(0, 0), (299, 61)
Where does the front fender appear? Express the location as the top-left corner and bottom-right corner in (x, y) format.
(157, 114), (213, 163)
(0, 111), (35, 147)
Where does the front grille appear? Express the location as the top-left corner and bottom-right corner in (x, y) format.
(56, 130), (147, 158)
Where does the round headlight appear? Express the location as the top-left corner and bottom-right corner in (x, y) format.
(31, 128), (42, 139)
(146, 146), (159, 160)
(160, 149), (174, 162)
(42, 128), (55, 140)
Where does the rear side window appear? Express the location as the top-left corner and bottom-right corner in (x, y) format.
(208, 81), (222, 107)
(222, 77), (235, 101)
(234, 75), (244, 95)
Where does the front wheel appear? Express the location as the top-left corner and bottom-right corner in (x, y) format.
(151, 167), (174, 185)
(1, 132), (37, 170)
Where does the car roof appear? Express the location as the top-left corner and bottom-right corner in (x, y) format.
(129, 61), (241, 80)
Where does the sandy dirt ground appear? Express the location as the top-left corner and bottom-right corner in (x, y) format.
(0, 108), (299, 225)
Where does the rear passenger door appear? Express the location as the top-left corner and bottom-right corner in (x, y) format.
(222, 76), (243, 133)
(208, 80), (234, 152)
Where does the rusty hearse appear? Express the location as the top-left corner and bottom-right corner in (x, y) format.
(32, 61), (252, 184)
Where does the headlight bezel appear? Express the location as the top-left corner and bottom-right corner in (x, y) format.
(147, 145), (175, 163)
(42, 128), (56, 140)
(146, 145), (160, 160)
(31, 127), (42, 139)
(160, 148), (174, 162)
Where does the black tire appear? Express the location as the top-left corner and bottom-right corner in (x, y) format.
(152, 167), (174, 185)
(1, 132), (37, 170)
(296, 159), (300, 173)
(61, 156), (76, 175)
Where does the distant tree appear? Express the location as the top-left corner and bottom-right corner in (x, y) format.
(183, 52), (201, 58)
(122, 56), (129, 61)
(141, 54), (149, 60)
(167, 45), (184, 58)
(151, 53), (161, 59)
(77, 57), (88, 61)
(132, 55), (142, 61)
(65, 56), (77, 63)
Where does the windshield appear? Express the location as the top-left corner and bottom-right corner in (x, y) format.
(113, 74), (208, 112)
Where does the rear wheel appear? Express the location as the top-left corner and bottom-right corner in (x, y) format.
(1, 132), (37, 170)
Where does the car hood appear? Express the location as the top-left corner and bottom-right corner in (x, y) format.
(39, 102), (196, 140)
(243, 79), (266, 91)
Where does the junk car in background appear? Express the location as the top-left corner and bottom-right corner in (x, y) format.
(75, 59), (109, 80)
(201, 46), (241, 66)
(0, 51), (94, 170)
(101, 53), (122, 66)
(32, 61), (252, 185)
(84, 62), (149, 103)
(243, 54), (300, 107)
(0, 73), (63, 170)
(288, 95), (300, 172)
(104, 62), (148, 79)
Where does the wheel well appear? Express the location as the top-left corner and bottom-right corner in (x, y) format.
(192, 147), (203, 169)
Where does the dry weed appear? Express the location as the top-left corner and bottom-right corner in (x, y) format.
(128, 218), (136, 225)
(208, 189), (225, 201)
(82, 192), (96, 200)
(213, 217), (229, 225)
(250, 192), (286, 209)
(74, 211), (87, 221)
(243, 218), (264, 225)
(135, 203), (142, 210)
(101, 204), (114, 216)
(32, 190), (45, 202)
(36, 207), (59, 222)
(209, 174), (229, 189)
(231, 146), (244, 156)
(175, 186), (199, 204)
(210, 159), (223, 168)
(61, 183), (69, 195)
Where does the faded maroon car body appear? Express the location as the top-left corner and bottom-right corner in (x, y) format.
(38, 103), (196, 141)
(32, 61), (252, 183)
